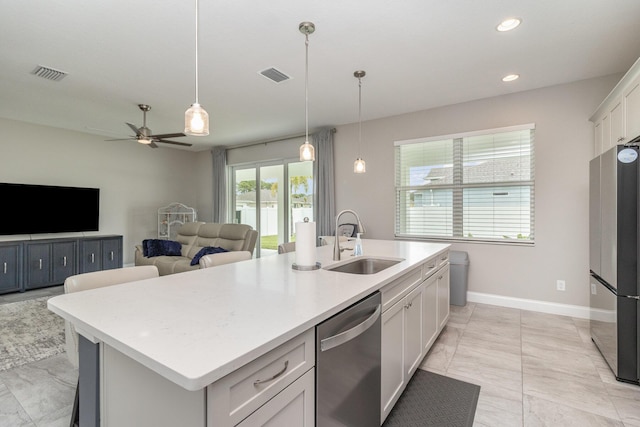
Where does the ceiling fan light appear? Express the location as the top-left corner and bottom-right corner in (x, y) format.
(354, 158), (366, 173)
(138, 137), (152, 145)
(185, 103), (209, 136)
(300, 140), (315, 162)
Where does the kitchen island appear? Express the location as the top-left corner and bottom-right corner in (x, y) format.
(48, 239), (450, 426)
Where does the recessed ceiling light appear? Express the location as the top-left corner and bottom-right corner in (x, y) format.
(496, 18), (522, 32)
(502, 74), (520, 82)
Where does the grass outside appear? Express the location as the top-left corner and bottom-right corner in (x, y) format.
(260, 234), (295, 250)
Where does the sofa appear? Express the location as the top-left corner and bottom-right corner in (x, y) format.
(134, 222), (258, 276)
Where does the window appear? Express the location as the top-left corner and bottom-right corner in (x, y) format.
(395, 124), (535, 243)
(231, 160), (313, 257)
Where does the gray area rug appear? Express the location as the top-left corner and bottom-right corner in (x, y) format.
(383, 369), (481, 427)
(0, 296), (65, 371)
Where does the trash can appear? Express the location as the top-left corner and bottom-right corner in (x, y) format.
(449, 251), (469, 306)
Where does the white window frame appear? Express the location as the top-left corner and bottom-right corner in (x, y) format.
(394, 124), (535, 245)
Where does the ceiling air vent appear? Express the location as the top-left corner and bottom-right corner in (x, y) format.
(31, 65), (68, 82)
(259, 67), (291, 84)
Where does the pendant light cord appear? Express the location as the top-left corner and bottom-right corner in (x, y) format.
(358, 77), (362, 155)
(194, 0), (200, 104)
(305, 34), (309, 142)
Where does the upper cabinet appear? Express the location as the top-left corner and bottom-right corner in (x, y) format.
(591, 57), (640, 158)
(624, 75), (640, 141)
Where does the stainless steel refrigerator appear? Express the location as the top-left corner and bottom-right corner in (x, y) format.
(590, 144), (640, 385)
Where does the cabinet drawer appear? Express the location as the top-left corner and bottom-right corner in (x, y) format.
(437, 250), (449, 269)
(208, 328), (315, 427)
(381, 266), (422, 312)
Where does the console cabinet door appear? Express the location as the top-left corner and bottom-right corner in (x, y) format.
(80, 240), (102, 273)
(101, 238), (122, 270)
(25, 243), (51, 289)
(0, 244), (21, 294)
(52, 241), (77, 283)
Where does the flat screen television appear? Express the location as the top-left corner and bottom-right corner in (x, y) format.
(0, 183), (100, 235)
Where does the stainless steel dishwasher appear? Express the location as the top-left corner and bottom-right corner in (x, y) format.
(316, 291), (381, 427)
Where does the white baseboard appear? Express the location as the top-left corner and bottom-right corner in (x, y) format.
(466, 291), (592, 320)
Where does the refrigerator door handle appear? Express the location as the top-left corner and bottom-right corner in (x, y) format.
(591, 271), (618, 295)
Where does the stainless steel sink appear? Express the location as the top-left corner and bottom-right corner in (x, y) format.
(325, 257), (404, 275)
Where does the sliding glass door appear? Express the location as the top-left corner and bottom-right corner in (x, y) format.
(232, 160), (313, 257)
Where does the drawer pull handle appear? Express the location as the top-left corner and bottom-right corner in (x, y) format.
(441, 256), (447, 261)
(253, 360), (289, 386)
(404, 301), (413, 309)
(110, 251), (114, 261)
(39, 259), (43, 270)
(63, 256), (67, 267)
(618, 137), (625, 142)
(3, 262), (6, 274)
(91, 253), (95, 263)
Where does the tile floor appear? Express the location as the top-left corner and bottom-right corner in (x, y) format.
(420, 303), (640, 426)
(1, 290), (640, 426)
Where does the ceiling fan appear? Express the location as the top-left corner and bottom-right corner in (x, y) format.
(106, 104), (192, 148)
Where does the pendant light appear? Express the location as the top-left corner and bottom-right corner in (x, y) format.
(299, 22), (315, 162)
(184, 0), (209, 136)
(353, 70), (366, 173)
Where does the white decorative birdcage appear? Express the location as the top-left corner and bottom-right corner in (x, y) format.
(157, 203), (197, 240)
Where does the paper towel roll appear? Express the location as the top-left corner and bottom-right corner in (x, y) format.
(295, 221), (316, 267)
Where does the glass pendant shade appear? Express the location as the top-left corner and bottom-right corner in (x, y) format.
(185, 103), (209, 136)
(184, 0), (209, 137)
(300, 140), (315, 161)
(354, 158), (366, 173)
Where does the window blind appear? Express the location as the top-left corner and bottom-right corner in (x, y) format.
(395, 125), (535, 243)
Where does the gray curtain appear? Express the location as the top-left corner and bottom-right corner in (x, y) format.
(212, 147), (227, 223)
(313, 128), (336, 237)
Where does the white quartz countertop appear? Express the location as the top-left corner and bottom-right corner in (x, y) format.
(48, 239), (449, 391)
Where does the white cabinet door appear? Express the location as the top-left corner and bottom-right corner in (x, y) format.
(404, 284), (423, 379)
(624, 75), (640, 141)
(437, 264), (451, 331)
(237, 368), (314, 427)
(422, 273), (439, 355)
(610, 98), (624, 146)
(594, 117), (603, 157)
(381, 298), (405, 422)
(602, 114), (611, 152)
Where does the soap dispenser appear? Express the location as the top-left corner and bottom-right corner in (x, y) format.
(353, 233), (363, 256)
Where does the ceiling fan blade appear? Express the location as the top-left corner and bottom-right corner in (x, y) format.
(155, 139), (193, 147)
(148, 141), (159, 148)
(105, 137), (135, 141)
(150, 132), (186, 139)
(126, 123), (140, 135)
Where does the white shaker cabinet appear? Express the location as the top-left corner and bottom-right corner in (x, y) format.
(624, 75), (640, 142)
(380, 253), (450, 423)
(422, 273), (439, 354)
(591, 56), (640, 157)
(236, 369), (315, 427)
(437, 264), (451, 330)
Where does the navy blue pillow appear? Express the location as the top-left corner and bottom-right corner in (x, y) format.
(143, 239), (182, 257)
(190, 246), (229, 266)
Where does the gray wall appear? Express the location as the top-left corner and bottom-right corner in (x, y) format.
(332, 75), (620, 307)
(0, 74), (622, 308)
(0, 117), (213, 265)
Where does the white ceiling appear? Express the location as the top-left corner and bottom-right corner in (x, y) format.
(2, 0), (640, 152)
